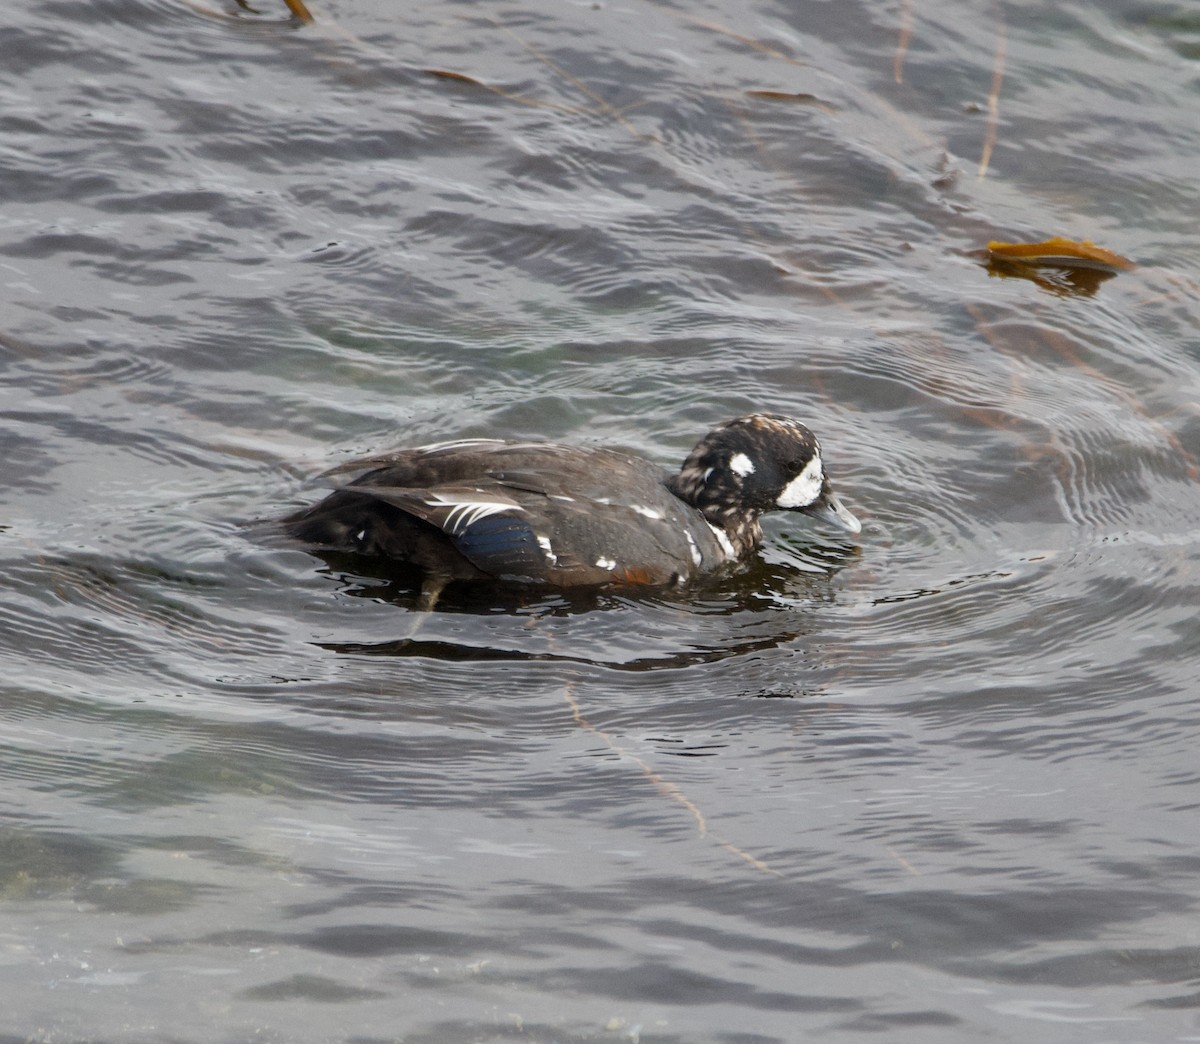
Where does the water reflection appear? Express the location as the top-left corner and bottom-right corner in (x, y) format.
(982, 255), (1122, 297)
(298, 542), (855, 678)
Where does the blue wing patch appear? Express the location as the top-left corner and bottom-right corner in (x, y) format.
(451, 514), (545, 578)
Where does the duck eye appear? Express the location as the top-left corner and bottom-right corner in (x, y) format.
(786, 458), (804, 473)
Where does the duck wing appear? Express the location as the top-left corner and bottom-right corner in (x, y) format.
(300, 443), (729, 586)
(351, 479), (719, 586)
(351, 484), (550, 581)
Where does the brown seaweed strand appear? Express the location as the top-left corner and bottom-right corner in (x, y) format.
(562, 684), (781, 876)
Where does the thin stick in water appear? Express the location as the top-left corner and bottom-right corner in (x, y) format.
(894, 0), (915, 84)
(978, 19), (1007, 178)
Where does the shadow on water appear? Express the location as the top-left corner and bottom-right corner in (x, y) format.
(295, 540), (861, 669)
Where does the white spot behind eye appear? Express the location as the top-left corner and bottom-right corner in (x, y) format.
(702, 467), (714, 483)
(729, 452), (756, 477)
(776, 454), (823, 508)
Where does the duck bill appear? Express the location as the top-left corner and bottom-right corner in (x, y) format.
(805, 490), (862, 534)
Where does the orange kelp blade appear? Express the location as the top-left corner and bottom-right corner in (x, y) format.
(987, 236), (1134, 272)
(982, 236), (1134, 296)
(282, 0), (314, 22)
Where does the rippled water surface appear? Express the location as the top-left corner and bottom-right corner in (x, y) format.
(3, 0), (1200, 1040)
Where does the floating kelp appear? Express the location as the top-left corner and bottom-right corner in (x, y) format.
(282, 0), (313, 22)
(981, 237), (1134, 296)
(744, 90), (838, 114)
(987, 236), (1134, 272)
(424, 68), (486, 86)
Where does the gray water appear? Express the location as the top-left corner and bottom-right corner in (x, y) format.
(3, 0), (1200, 1041)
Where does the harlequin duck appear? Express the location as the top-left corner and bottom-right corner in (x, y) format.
(284, 413), (860, 609)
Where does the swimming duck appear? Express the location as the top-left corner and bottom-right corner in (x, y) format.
(284, 413), (860, 608)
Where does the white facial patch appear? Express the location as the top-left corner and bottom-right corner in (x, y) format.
(729, 452), (756, 477)
(776, 454), (824, 509)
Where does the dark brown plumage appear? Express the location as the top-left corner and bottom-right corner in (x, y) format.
(283, 414), (860, 608)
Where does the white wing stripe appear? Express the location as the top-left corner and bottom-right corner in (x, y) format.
(425, 494), (523, 535)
